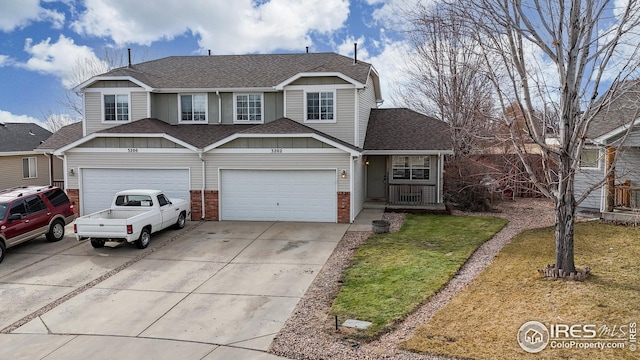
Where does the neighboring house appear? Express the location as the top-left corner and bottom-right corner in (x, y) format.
(575, 80), (640, 220)
(38, 52), (453, 223)
(0, 122), (62, 189)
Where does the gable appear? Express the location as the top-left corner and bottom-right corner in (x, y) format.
(218, 137), (336, 149)
(78, 136), (186, 149)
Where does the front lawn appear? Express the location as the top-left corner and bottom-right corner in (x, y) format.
(402, 221), (640, 359)
(330, 214), (508, 337)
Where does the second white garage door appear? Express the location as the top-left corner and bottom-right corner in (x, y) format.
(81, 168), (190, 215)
(220, 170), (336, 222)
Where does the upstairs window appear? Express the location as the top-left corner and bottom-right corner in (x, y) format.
(180, 94), (207, 122)
(235, 94), (263, 123)
(22, 157), (37, 179)
(104, 94), (129, 121)
(306, 91), (334, 121)
(392, 156), (430, 181)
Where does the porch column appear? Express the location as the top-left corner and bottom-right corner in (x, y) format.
(605, 146), (616, 212)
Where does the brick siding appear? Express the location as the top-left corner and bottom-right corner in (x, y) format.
(337, 191), (350, 223)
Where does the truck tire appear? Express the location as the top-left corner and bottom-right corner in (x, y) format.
(174, 211), (186, 229)
(91, 238), (105, 248)
(135, 228), (150, 249)
(46, 219), (65, 242)
(0, 241), (5, 263)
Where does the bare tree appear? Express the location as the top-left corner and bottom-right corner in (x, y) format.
(447, 0), (640, 275)
(394, 4), (496, 157)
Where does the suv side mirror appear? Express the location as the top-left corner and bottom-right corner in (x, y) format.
(8, 213), (22, 221)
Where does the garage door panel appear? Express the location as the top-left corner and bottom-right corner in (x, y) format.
(81, 169), (190, 215)
(220, 170), (336, 222)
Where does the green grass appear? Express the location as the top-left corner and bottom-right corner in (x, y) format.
(330, 214), (508, 337)
(402, 221), (640, 359)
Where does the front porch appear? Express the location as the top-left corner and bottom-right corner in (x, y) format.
(364, 155), (448, 212)
(601, 180), (640, 223)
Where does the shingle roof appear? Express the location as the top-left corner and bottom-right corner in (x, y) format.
(100, 53), (371, 89)
(0, 122), (52, 152)
(37, 122), (83, 151)
(45, 118), (360, 151)
(239, 118), (361, 151)
(587, 80), (640, 139)
(99, 119), (256, 148)
(364, 108), (452, 151)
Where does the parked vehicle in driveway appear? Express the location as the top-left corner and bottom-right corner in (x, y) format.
(0, 186), (75, 263)
(74, 189), (189, 249)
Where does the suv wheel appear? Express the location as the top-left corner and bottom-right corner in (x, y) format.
(46, 219), (65, 242)
(0, 241), (5, 263)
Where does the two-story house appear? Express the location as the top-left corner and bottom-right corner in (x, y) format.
(38, 52), (453, 223)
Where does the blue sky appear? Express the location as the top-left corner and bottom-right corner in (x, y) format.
(0, 0), (415, 129)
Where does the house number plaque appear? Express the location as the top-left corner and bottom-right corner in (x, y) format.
(271, 148), (283, 153)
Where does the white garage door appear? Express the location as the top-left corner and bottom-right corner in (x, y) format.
(220, 170), (336, 222)
(81, 168), (190, 215)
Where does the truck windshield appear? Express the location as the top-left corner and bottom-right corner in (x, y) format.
(115, 195), (153, 207)
(0, 202), (6, 220)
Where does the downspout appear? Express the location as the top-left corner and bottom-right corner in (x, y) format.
(216, 91), (221, 124)
(438, 152), (444, 203)
(199, 151), (206, 220)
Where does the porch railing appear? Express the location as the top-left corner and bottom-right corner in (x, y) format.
(388, 184), (437, 206)
(614, 180), (640, 209)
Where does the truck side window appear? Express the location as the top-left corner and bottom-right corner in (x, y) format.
(157, 195), (169, 207)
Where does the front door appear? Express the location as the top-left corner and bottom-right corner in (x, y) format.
(367, 156), (387, 199)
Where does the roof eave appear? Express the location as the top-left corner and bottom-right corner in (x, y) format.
(593, 117), (640, 144)
(73, 76), (154, 92)
(363, 150), (454, 155)
(275, 72), (365, 90)
(54, 132), (198, 155)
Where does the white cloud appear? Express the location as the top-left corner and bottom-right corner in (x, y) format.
(20, 35), (108, 89)
(71, 0), (350, 54)
(0, 0), (64, 32)
(0, 109), (41, 124)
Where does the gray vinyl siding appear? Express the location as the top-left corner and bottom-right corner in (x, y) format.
(131, 92), (148, 121)
(84, 92), (102, 135)
(151, 93), (178, 123)
(290, 77), (350, 86)
(264, 92), (284, 122)
(0, 154), (51, 189)
(205, 152), (351, 192)
(219, 137), (333, 149)
(358, 75), (377, 147)
(284, 88), (356, 145)
(285, 90), (304, 120)
(84, 90), (147, 134)
(66, 152), (202, 190)
(89, 80), (142, 88)
(221, 93), (233, 124)
(612, 147), (640, 206)
(79, 137), (183, 148)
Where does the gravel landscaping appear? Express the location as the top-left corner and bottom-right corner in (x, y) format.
(270, 198), (556, 359)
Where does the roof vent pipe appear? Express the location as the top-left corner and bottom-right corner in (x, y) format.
(353, 43), (357, 64)
(306, 46), (309, 54)
(127, 48), (131, 68)
(208, 49), (211, 56)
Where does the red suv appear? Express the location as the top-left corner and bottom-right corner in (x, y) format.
(0, 186), (75, 263)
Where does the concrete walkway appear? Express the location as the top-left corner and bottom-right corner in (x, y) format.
(348, 208), (385, 232)
(0, 220), (349, 360)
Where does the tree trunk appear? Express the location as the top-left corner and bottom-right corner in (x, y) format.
(554, 179), (577, 275)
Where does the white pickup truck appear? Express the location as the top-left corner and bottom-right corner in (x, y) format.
(74, 189), (190, 249)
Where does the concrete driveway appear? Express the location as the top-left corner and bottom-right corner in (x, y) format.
(0, 220), (349, 359)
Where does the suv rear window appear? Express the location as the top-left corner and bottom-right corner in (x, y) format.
(45, 189), (70, 207)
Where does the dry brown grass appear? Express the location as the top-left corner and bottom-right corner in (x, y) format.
(402, 221), (640, 359)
